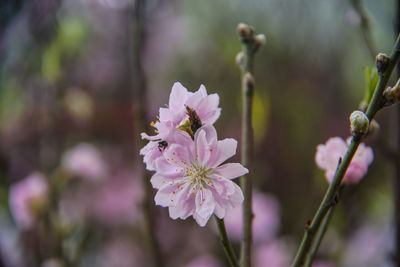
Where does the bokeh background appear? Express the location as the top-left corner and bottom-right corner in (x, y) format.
(0, 0), (398, 266)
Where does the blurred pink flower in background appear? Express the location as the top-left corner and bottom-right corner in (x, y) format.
(254, 240), (291, 267)
(151, 125), (247, 226)
(186, 255), (222, 267)
(90, 173), (143, 226)
(9, 172), (49, 229)
(315, 137), (373, 184)
(97, 236), (143, 267)
(342, 223), (393, 267)
(312, 260), (336, 267)
(224, 191), (280, 243)
(41, 258), (64, 267)
(62, 143), (107, 180)
(140, 82), (221, 171)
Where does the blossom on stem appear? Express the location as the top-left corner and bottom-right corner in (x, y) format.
(151, 125), (248, 226)
(9, 172), (49, 230)
(315, 137), (373, 184)
(140, 82), (221, 171)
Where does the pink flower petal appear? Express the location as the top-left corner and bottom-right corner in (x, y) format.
(154, 157), (180, 178)
(194, 189), (215, 227)
(196, 130), (212, 164)
(209, 138), (237, 168)
(213, 163), (248, 179)
(169, 82), (189, 111)
(154, 179), (186, 207)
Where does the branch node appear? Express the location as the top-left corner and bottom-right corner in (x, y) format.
(237, 23), (254, 42)
(376, 53), (390, 74)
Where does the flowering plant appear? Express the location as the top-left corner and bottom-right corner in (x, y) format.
(141, 83), (247, 226)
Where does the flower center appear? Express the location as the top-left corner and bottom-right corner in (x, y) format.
(184, 164), (212, 192)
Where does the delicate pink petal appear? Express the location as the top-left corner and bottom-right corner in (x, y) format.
(209, 138), (237, 167)
(169, 82), (189, 111)
(154, 157), (180, 178)
(150, 173), (171, 189)
(168, 185), (194, 219)
(197, 84), (208, 97)
(163, 143), (192, 168)
(154, 179), (185, 207)
(213, 163), (248, 180)
(211, 178), (236, 199)
(169, 129), (195, 158)
(194, 125), (218, 146)
(203, 108), (221, 125)
(214, 203), (225, 218)
(211, 181), (243, 212)
(159, 107), (172, 122)
(194, 189), (215, 226)
(195, 130), (211, 164)
(228, 182), (244, 207)
(196, 94), (220, 124)
(140, 141), (162, 171)
(140, 132), (160, 141)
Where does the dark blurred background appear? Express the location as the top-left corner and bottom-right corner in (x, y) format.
(0, 0), (398, 266)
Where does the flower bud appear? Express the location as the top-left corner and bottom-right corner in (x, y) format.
(349, 110), (369, 136)
(236, 52), (244, 66)
(237, 23), (254, 42)
(367, 119), (380, 136)
(376, 53), (390, 74)
(253, 34), (266, 52)
(244, 72), (255, 91)
(383, 79), (400, 106)
(255, 34), (266, 46)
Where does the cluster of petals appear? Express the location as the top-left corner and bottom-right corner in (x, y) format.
(140, 82), (247, 226)
(140, 82), (221, 171)
(151, 125), (248, 226)
(9, 172), (49, 230)
(315, 137), (374, 184)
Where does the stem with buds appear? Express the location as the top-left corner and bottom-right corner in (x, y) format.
(291, 34), (400, 267)
(236, 23), (265, 267)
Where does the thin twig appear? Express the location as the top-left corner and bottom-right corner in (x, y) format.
(304, 187), (343, 267)
(304, 206), (335, 267)
(291, 33), (400, 267)
(215, 217), (239, 267)
(350, 0), (377, 61)
(394, 1), (400, 265)
(131, 0), (164, 266)
(236, 23), (264, 267)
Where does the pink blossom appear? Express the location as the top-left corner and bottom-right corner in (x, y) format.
(224, 191), (280, 243)
(140, 82), (221, 171)
(90, 175), (143, 226)
(186, 256), (222, 267)
(312, 261), (336, 267)
(254, 240), (291, 267)
(342, 223), (392, 267)
(315, 137), (373, 184)
(97, 237), (143, 267)
(151, 125), (247, 226)
(62, 143), (107, 180)
(9, 172), (49, 230)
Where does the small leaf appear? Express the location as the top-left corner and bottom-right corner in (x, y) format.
(363, 66), (379, 108)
